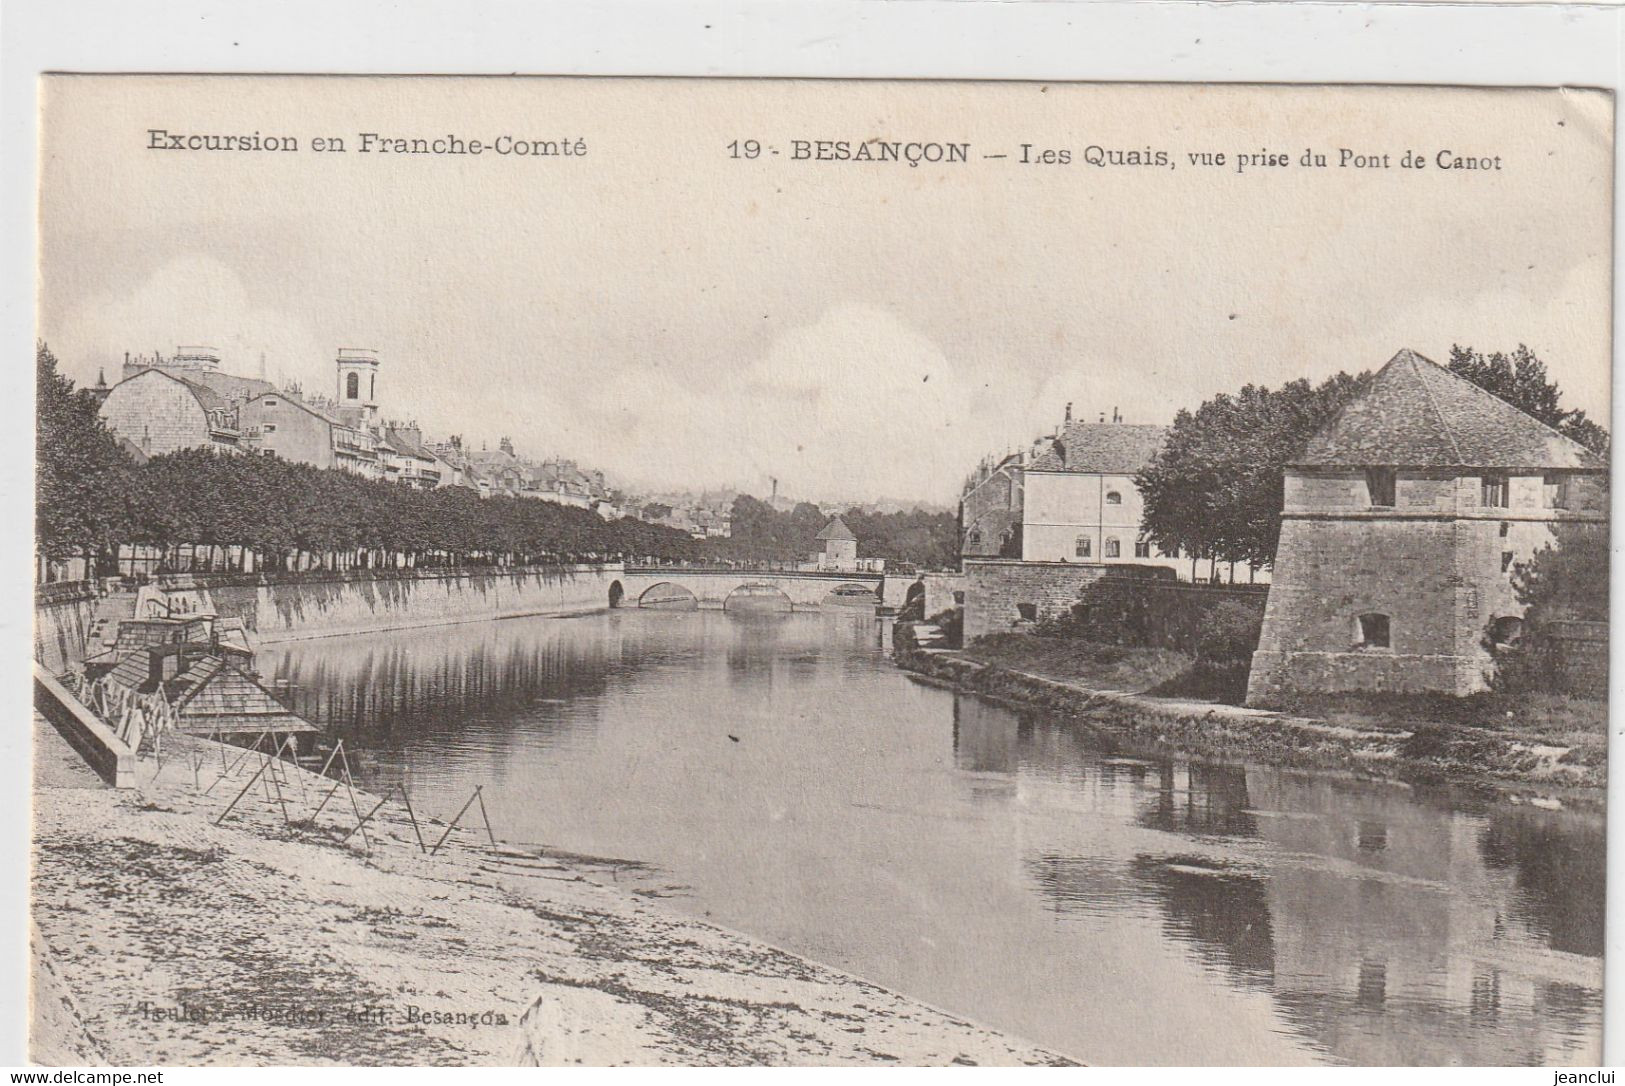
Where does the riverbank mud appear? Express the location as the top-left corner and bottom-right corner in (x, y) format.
(30, 723), (1072, 1067)
(891, 638), (1604, 803)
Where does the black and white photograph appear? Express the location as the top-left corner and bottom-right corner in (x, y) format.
(25, 72), (1614, 1067)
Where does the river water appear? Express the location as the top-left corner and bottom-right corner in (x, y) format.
(260, 608), (1603, 1066)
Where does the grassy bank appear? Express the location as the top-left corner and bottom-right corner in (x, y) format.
(896, 631), (1604, 798)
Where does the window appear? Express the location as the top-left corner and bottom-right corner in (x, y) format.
(1481, 474), (1509, 508)
(264, 398), (277, 408)
(346, 372), (359, 399)
(967, 529), (982, 545)
(1354, 613), (1391, 649)
(1499, 521), (1509, 538)
(1105, 490), (1123, 505)
(1134, 539), (1151, 558)
(1501, 551), (1514, 573)
(1544, 473), (1570, 510)
(1016, 603), (1038, 621)
(1104, 537), (1121, 558)
(1075, 536), (1092, 558)
(1489, 616), (1524, 646)
(1158, 544), (1179, 559)
(1365, 468), (1396, 508)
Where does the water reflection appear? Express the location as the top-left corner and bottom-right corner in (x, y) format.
(261, 610), (1602, 1066)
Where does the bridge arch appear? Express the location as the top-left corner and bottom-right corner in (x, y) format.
(823, 582), (881, 609)
(723, 583), (793, 613)
(638, 581), (698, 610)
(608, 580), (625, 608)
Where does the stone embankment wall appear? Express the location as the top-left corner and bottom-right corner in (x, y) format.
(141, 565), (627, 644)
(961, 559), (1118, 641)
(35, 582), (99, 674)
(962, 559), (1267, 650)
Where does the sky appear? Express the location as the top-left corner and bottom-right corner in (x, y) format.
(38, 78), (1613, 505)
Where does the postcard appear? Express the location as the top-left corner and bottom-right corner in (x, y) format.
(31, 75), (1611, 1067)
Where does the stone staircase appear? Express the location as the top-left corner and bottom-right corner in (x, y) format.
(83, 592), (137, 653)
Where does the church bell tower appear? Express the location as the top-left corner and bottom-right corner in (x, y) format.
(335, 348), (380, 428)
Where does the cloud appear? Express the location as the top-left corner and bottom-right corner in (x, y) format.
(51, 255), (330, 392)
(563, 303), (1010, 502)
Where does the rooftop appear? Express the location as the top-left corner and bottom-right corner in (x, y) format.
(1026, 422), (1167, 474)
(1295, 348), (1608, 470)
(816, 515), (857, 542)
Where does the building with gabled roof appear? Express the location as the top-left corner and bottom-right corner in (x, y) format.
(1247, 348), (1609, 702)
(812, 515), (867, 571)
(167, 655), (314, 741)
(1018, 414), (1228, 578)
(99, 366), (248, 457)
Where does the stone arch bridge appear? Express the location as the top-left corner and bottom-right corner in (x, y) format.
(616, 566), (889, 613)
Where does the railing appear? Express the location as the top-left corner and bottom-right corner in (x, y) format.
(624, 561), (885, 578)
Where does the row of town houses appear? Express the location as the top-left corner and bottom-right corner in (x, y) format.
(93, 345), (638, 519)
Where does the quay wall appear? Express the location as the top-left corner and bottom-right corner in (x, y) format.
(34, 582), (99, 674)
(143, 564), (627, 644)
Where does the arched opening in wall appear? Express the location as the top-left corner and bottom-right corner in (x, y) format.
(823, 582), (880, 609)
(607, 580), (625, 608)
(724, 583), (793, 613)
(1106, 490), (1123, 505)
(1353, 613), (1391, 650)
(638, 581), (697, 610)
(1489, 615), (1524, 647)
(901, 579), (926, 619)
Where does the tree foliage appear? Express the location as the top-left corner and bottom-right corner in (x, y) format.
(1135, 372), (1372, 570)
(1448, 344), (1610, 455)
(112, 449), (701, 570)
(707, 495), (958, 570)
(35, 344), (700, 574)
(36, 342), (133, 563)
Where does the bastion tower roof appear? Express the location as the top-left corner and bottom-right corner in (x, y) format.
(1295, 348), (1607, 472)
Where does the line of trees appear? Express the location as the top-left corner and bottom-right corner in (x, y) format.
(706, 494), (958, 570)
(1136, 371), (1372, 576)
(1135, 344), (1609, 575)
(37, 343), (701, 578)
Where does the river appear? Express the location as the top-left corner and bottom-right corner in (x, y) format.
(259, 608), (1603, 1066)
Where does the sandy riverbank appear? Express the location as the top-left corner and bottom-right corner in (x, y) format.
(892, 639), (1604, 804)
(30, 720), (1072, 1067)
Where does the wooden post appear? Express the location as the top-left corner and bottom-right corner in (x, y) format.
(397, 784), (428, 854)
(306, 741), (347, 823)
(339, 745), (371, 851)
(475, 786), (497, 848)
(284, 735), (309, 804)
(215, 757), (274, 825)
(429, 789), (483, 856)
(338, 791), (392, 846)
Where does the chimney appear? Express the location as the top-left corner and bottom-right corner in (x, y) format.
(1112, 407), (1122, 423)
(1064, 402), (1072, 424)
(1099, 412), (1106, 424)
